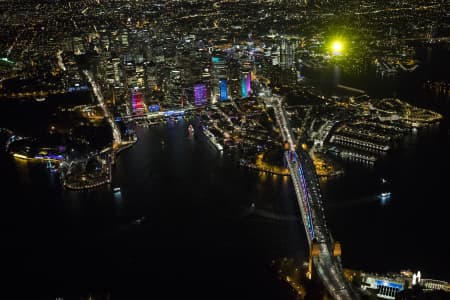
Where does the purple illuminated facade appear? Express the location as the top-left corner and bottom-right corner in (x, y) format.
(194, 83), (207, 106)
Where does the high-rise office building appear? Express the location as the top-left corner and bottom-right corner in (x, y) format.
(246, 71), (251, 95)
(280, 39), (295, 70)
(194, 83), (207, 106)
(241, 71), (251, 98)
(131, 89), (145, 113)
(211, 55), (228, 103)
(219, 79), (228, 101)
(241, 74), (247, 98)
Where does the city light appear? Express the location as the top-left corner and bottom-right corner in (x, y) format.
(1, 1), (447, 298)
(332, 41), (343, 54)
(330, 39), (345, 56)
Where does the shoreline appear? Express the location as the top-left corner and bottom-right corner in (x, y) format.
(239, 160), (290, 176)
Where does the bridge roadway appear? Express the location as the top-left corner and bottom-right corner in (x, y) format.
(269, 95), (360, 299)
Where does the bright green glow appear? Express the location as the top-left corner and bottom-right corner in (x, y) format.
(327, 37), (346, 56)
(332, 41), (343, 53)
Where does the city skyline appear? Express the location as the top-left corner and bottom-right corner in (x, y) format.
(0, 1), (449, 299)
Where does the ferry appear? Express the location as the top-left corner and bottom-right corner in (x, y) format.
(380, 177), (391, 197)
(134, 216), (146, 225)
(381, 192), (391, 198)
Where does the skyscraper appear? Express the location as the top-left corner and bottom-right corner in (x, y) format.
(211, 55), (228, 103)
(194, 83), (207, 106)
(241, 73), (248, 98)
(246, 71), (251, 96)
(219, 79), (228, 101)
(131, 89), (145, 114)
(241, 71), (251, 98)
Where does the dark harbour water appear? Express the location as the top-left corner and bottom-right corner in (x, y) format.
(303, 45), (450, 281)
(323, 125), (450, 281)
(0, 122), (306, 299)
(0, 46), (449, 298)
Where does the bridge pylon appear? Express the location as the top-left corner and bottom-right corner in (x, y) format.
(306, 240), (321, 280)
(333, 241), (342, 257)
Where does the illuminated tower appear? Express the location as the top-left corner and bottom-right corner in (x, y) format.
(131, 89), (145, 114)
(211, 55), (227, 103)
(246, 71), (251, 96)
(219, 79), (228, 101)
(280, 39), (295, 70)
(194, 83), (207, 106)
(241, 70), (252, 98)
(169, 70), (182, 105)
(241, 73), (247, 98)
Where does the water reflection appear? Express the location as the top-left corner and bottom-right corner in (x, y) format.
(113, 187), (123, 206)
(378, 192), (392, 206)
(333, 64), (341, 86)
(13, 157), (31, 184)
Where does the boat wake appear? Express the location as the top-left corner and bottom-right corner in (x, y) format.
(328, 192), (392, 208)
(239, 203), (299, 222)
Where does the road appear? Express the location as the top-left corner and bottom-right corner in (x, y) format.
(83, 70), (122, 145)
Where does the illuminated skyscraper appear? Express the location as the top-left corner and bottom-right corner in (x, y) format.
(280, 39), (295, 70)
(211, 55), (227, 103)
(246, 71), (251, 95)
(219, 79), (228, 101)
(169, 70), (182, 101)
(241, 71), (251, 98)
(241, 74), (247, 98)
(194, 83), (207, 106)
(131, 89), (145, 113)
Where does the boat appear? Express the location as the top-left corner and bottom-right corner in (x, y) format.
(380, 192), (392, 199)
(134, 216), (146, 225)
(113, 187), (121, 193)
(35, 97), (46, 102)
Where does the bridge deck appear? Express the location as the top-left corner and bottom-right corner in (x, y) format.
(271, 95), (360, 299)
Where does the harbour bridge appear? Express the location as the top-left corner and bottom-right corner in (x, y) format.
(269, 95), (360, 299)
